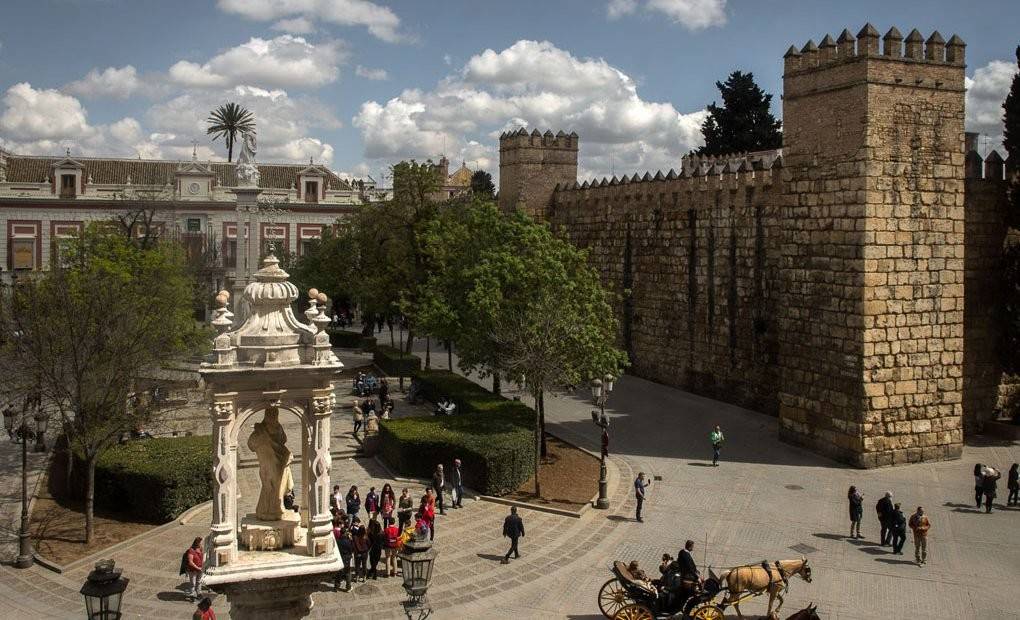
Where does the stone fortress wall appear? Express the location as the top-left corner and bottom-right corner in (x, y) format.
(498, 23), (1015, 468)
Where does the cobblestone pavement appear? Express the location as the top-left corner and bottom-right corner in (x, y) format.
(2, 334), (1018, 619)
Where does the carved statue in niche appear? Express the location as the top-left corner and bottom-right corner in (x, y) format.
(247, 406), (294, 521)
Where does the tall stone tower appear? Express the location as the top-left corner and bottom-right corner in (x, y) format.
(498, 128), (578, 219)
(779, 25), (967, 466)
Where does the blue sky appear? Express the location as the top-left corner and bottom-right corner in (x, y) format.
(0, 0), (1017, 183)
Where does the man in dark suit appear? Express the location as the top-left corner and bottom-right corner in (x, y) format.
(501, 506), (525, 564)
(678, 540), (700, 582)
(876, 491), (894, 546)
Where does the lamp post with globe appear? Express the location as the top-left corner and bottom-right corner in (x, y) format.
(590, 374), (614, 510)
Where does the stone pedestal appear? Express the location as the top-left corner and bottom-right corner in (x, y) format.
(240, 511), (301, 551)
(205, 548), (342, 620)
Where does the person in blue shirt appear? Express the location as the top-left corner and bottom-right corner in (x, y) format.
(634, 472), (651, 523)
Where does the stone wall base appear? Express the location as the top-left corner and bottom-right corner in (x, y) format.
(779, 426), (963, 468)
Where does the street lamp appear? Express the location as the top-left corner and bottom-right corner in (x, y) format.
(398, 526), (438, 619)
(4, 396), (39, 568)
(591, 374), (614, 510)
(33, 409), (48, 453)
(80, 559), (129, 620)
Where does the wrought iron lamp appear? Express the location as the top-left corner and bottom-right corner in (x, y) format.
(398, 527), (438, 619)
(80, 559), (129, 620)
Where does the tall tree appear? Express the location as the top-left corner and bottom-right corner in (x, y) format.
(206, 102), (255, 162)
(1000, 46), (1020, 384)
(0, 226), (206, 542)
(697, 71), (782, 157)
(470, 170), (496, 198)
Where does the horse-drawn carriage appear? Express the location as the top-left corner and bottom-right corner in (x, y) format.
(598, 558), (813, 620)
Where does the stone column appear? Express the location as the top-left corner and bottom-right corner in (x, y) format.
(232, 188), (262, 323)
(306, 390), (335, 557)
(209, 396), (238, 567)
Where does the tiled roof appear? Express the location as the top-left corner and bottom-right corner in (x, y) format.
(3, 155), (352, 191)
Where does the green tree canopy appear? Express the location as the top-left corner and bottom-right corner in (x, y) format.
(470, 170), (496, 198)
(999, 47), (1020, 382)
(697, 71), (782, 157)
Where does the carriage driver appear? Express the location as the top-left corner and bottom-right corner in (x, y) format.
(678, 540), (702, 584)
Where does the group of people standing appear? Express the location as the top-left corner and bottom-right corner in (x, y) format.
(973, 462), (1019, 513)
(847, 488), (931, 565)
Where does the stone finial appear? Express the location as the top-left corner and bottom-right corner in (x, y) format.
(818, 34), (837, 62)
(883, 27), (903, 58)
(925, 31), (946, 62)
(946, 34), (966, 65)
(984, 150), (1004, 180)
(904, 29), (924, 60)
(837, 29), (856, 57)
(800, 40), (819, 68)
(784, 45), (802, 72)
(857, 23), (880, 56)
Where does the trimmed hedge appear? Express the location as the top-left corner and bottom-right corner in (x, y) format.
(328, 328), (377, 351)
(378, 370), (535, 495)
(373, 345), (422, 376)
(75, 435), (213, 523)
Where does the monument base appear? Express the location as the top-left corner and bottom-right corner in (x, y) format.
(205, 546), (342, 620)
(240, 511), (301, 550)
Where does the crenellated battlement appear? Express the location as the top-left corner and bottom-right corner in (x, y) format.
(784, 23), (965, 76)
(499, 127), (578, 151)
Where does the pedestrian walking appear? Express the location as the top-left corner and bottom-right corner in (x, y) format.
(501, 506), (525, 564)
(908, 506), (931, 566)
(367, 518), (384, 579)
(974, 463), (985, 508)
(181, 536), (204, 601)
(384, 519), (400, 577)
(192, 597), (215, 620)
(710, 425), (724, 466)
(353, 401), (364, 436)
(890, 503), (907, 555)
(876, 491), (894, 546)
(847, 485), (863, 539)
(432, 464), (447, 515)
(352, 520), (369, 582)
(397, 488), (414, 531)
(634, 472), (650, 523)
(1008, 463), (1019, 506)
(982, 466), (1001, 513)
(346, 486), (361, 520)
(452, 458), (464, 508)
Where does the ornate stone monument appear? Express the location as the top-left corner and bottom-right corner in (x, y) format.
(200, 253), (342, 619)
(231, 132), (261, 324)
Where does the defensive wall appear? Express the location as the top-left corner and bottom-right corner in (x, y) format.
(497, 24), (1016, 468)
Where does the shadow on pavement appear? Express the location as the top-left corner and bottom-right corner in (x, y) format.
(857, 546), (889, 555)
(476, 553), (505, 562)
(606, 515), (633, 522)
(875, 558), (917, 566)
(811, 533), (847, 541)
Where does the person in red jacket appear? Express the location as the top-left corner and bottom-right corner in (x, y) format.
(193, 597), (215, 620)
(185, 537), (204, 600)
(383, 521), (400, 577)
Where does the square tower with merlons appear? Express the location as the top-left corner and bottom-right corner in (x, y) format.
(498, 128), (578, 219)
(778, 24), (967, 466)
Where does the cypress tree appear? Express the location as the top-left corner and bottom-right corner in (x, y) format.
(697, 71), (782, 157)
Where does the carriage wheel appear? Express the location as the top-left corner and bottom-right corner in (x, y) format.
(613, 603), (655, 620)
(689, 603), (725, 620)
(598, 579), (635, 619)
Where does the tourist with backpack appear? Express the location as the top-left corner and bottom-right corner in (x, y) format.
(180, 536), (204, 601)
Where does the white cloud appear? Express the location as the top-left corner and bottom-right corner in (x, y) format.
(355, 65), (389, 81)
(0, 83), (94, 142)
(217, 0), (405, 43)
(168, 35), (347, 90)
(965, 58), (1016, 156)
(352, 40), (707, 178)
(65, 65), (144, 99)
(607, 0), (638, 19)
(608, 0), (726, 30)
(443, 54), (453, 66)
(272, 16), (316, 34)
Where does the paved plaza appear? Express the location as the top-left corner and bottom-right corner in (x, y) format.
(0, 342), (1016, 619)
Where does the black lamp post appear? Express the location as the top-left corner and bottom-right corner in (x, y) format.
(4, 401), (35, 568)
(398, 527), (438, 619)
(80, 559), (129, 620)
(590, 374), (614, 510)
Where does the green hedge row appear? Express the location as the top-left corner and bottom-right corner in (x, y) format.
(378, 370), (535, 495)
(373, 345), (422, 376)
(74, 435), (213, 523)
(328, 328), (377, 351)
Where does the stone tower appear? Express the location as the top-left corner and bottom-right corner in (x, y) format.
(779, 25), (967, 466)
(498, 128), (578, 219)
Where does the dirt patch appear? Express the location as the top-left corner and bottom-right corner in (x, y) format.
(29, 451), (160, 566)
(505, 434), (600, 510)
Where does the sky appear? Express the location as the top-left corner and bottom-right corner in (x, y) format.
(0, 0), (1017, 184)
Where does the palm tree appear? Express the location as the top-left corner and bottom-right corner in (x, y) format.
(206, 103), (255, 162)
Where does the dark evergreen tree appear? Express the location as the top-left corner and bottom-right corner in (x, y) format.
(697, 71), (782, 157)
(1004, 46), (1020, 230)
(470, 170), (496, 198)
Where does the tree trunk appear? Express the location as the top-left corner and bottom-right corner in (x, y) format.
(405, 329), (415, 356)
(533, 388), (541, 497)
(85, 455), (97, 544)
(227, 136), (234, 163)
(64, 443), (74, 496)
(539, 390), (548, 457)
(425, 337), (431, 369)
(446, 341), (453, 370)
(389, 325), (395, 348)
(492, 374), (501, 396)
